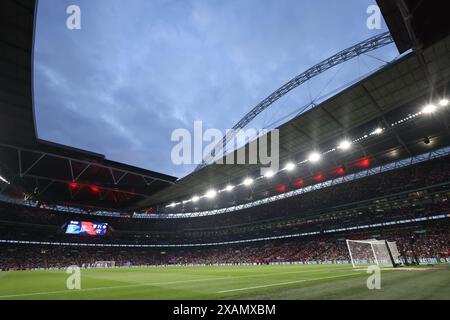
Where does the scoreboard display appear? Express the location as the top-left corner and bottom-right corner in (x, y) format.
(65, 221), (108, 236)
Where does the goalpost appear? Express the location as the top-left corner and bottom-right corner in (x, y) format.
(346, 239), (400, 268)
(93, 261), (116, 268)
(387, 241), (402, 265)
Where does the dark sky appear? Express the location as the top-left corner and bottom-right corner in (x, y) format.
(33, 0), (398, 178)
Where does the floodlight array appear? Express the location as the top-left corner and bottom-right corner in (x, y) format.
(165, 98), (448, 209)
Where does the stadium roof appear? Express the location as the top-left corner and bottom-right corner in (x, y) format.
(134, 0), (450, 211)
(1, 0), (449, 213)
(136, 38), (450, 210)
(0, 0), (36, 147)
(377, 0), (450, 53)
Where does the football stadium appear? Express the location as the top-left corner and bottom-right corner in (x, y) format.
(0, 0), (450, 303)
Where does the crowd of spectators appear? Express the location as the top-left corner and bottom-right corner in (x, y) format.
(0, 223), (448, 270)
(0, 155), (448, 270)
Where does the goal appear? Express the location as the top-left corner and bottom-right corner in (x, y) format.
(346, 239), (400, 268)
(93, 261), (116, 268)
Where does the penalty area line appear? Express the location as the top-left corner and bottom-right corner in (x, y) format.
(0, 276), (228, 299)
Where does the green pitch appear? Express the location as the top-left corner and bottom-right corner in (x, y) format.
(0, 264), (449, 300)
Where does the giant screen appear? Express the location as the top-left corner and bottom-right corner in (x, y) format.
(65, 221), (108, 236)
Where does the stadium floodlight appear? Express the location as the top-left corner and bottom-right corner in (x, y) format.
(284, 162), (296, 171)
(191, 195), (200, 202)
(372, 127), (384, 135)
(307, 152), (321, 163)
(243, 178), (254, 186)
(337, 140), (352, 151)
(224, 184), (235, 192)
(264, 170), (275, 178)
(166, 202), (176, 208)
(422, 104), (437, 114)
(205, 189), (217, 199)
(0, 175), (10, 184)
(439, 99), (449, 107)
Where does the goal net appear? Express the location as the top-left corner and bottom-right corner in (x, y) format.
(346, 239), (399, 268)
(93, 261), (116, 268)
(387, 241), (402, 265)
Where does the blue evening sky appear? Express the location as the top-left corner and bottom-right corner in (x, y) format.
(33, 0), (398, 178)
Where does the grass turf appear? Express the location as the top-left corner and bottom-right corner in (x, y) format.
(0, 264), (449, 300)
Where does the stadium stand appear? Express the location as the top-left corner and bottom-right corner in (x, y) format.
(1, 154), (449, 270)
(0, 223), (448, 271)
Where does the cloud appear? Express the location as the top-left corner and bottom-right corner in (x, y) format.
(34, 0), (395, 178)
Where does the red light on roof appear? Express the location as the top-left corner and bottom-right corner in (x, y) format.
(69, 182), (78, 189)
(314, 173), (324, 182)
(90, 186), (100, 193)
(146, 208), (154, 214)
(293, 178), (304, 188)
(356, 157), (371, 168)
(333, 167), (345, 176)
